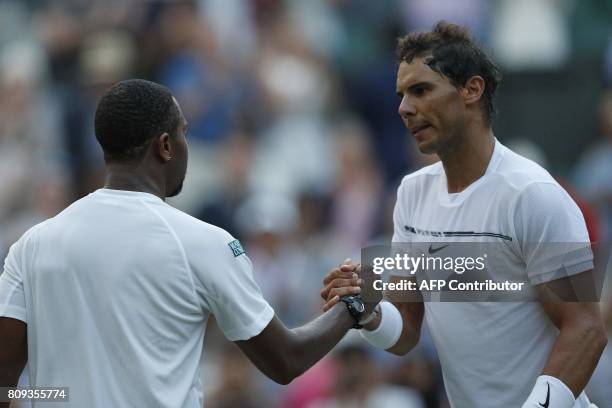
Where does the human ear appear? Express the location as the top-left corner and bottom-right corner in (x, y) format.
(157, 133), (173, 162)
(462, 76), (485, 107)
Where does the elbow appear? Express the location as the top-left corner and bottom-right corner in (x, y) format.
(271, 374), (293, 386)
(388, 347), (409, 357)
(387, 333), (420, 356)
(268, 353), (304, 385)
(388, 343), (415, 356)
(273, 373), (297, 386)
(270, 363), (302, 385)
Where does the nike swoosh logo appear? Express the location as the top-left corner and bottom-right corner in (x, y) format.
(539, 383), (550, 408)
(428, 244), (449, 254)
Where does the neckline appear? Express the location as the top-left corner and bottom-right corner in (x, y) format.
(93, 188), (164, 202)
(438, 139), (503, 206)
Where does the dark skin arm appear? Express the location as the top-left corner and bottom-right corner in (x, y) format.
(0, 317), (27, 408)
(1, 302), (376, 392)
(236, 284), (381, 385)
(321, 267), (424, 356)
(537, 272), (607, 397)
(0, 282), (379, 397)
(236, 303), (354, 385)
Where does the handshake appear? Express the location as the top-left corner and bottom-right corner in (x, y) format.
(319, 259), (382, 329)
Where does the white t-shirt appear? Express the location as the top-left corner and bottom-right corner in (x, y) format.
(392, 140), (592, 408)
(0, 189), (274, 407)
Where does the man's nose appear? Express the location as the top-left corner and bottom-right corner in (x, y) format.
(398, 96), (416, 118)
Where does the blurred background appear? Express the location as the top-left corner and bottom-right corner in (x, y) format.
(2, 0), (612, 407)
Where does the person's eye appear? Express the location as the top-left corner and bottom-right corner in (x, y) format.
(413, 87), (426, 96)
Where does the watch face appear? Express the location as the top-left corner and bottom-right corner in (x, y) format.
(355, 300), (365, 313)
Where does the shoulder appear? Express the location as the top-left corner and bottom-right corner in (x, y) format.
(496, 146), (586, 240)
(159, 204), (240, 255)
(494, 143), (559, 193)
(493, 144), (580, 217)
(397, 161), (443, 196)
(6, 220), (50, 259)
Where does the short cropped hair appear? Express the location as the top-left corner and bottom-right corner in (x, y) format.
(95, 79), (180, 163)
(397, 21), (502, 123)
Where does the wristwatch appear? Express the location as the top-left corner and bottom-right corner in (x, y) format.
(339, 295), (366, 329)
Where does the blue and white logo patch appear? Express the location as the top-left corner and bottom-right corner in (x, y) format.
(228, 239), (245, 257)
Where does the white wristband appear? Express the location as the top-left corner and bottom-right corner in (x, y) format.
(522, 375), (575, 408)
(358, 304), (379, 326)
(360, 301), (402, 350)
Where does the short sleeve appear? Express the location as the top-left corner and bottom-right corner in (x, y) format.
(391, 183), (420, 278)
(0, 239), (27, 322)
(392, 183), (412, 243)
(197, 235), (274, 341)
(513, 182), (593, 284)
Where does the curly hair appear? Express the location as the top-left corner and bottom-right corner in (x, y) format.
(397, 21), (502, 123)
(94, 79), (180, 163)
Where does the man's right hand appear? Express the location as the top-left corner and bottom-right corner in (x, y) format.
(320, 259), (382, 317)
(320, 259), (363, 312)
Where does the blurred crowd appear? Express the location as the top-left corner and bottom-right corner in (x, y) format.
(2, 0), (612, 407)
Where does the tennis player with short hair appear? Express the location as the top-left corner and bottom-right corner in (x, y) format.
(321, 22), (606, 408)
(0, 79), (380, 407)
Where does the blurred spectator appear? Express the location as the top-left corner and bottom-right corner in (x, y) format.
(329, 0), (413, 183)
(62, 30), (135, 197)
(235, 193), (328, 326)
(400, 0), (490, 39)
(569, 0), (612, 60)
(158, 1), (246, 145)
(329, 119), (384, 253)
(572, 90), (612, 240)
(308, 345), (425, 408)
(0, 39), (67, 253)
(388, 356), (444, 408)
(248, 13), (337, 197)
(279, 358), (336, 408)
(492, 0), (570, 70)
(196, 131), (255, 237)
(208, 344), (270, 408)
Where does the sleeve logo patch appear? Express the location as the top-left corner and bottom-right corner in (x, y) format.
(228, 239), (245, 257)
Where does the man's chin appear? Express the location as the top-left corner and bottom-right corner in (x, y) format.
(417, 140), (438, 155)
(168, 182), (184, 198)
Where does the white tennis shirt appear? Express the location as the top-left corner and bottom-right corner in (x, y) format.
(392, 140), (592, 408)
(0, 188), (274, 407)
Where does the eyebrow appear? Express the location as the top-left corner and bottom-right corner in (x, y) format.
(397, 81), (433, 95)
(410, 81), (432, 90)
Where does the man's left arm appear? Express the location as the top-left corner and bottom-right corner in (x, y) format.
(539, 287), (607, 396)
(521, 272), (607, 408)
(0, 233), (31, 407)
(0, 317), (27, 408)
(515, 182), (606, 407)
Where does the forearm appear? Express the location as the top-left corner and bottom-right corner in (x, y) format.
(288, 303), (354, 376)
(238, 302), (355, 384)
(541, 317), (607, 396)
